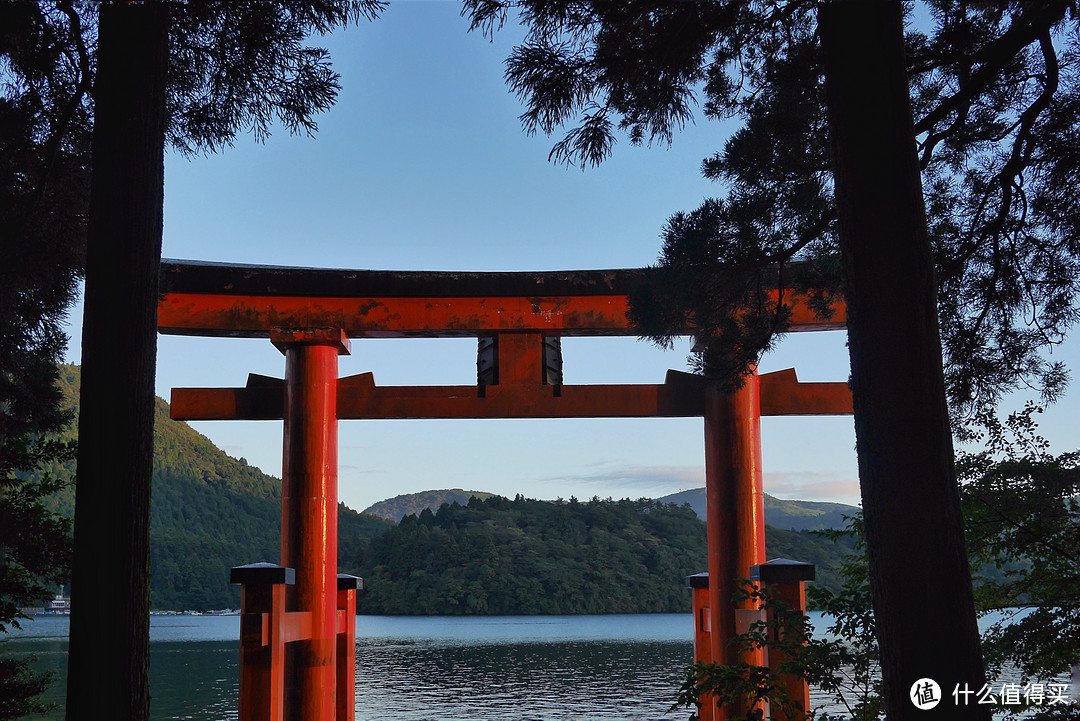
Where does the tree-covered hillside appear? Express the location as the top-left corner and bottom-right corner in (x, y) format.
(45, 366), (393, 610)
(372, 488), (861, 532)
(343, 494), (853, 615)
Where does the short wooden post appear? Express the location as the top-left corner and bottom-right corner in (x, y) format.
(232, 563), (295, 721)
(685, 572), (715, 721)
(750, 559), (816, 721)
(336, 574), (362, 721)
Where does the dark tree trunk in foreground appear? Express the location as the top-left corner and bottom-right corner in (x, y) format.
(66, 5), (168, 721)
(819, 2), (989, 719)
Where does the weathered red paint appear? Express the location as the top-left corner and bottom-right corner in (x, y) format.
(278, 333), (346, 721)
(497, 333), (545, 385)
(157, 290), (845, 338)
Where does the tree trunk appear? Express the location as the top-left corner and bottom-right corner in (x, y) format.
(65, 4), (168, 721)
(818, 2), (989, 719)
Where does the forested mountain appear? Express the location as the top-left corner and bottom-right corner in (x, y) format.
(363, 489), (496, 522)
(342, 494), (854, 615)
(367, 487), (860, 532)
(45, 366), (393, 610)
(657, 488), (859, 531)
(345, 495), (708, 614)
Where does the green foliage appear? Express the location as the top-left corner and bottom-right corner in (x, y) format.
(673, 579), (881, 721)
(34, 369), (858, 615)
(0, 455), (73, 631)
(804, 520), (884, 721)
(345, 494), (855, 615)
(166, 1), (384, 154)
(0, 362), (74, 631)
(958, 405), (1080, 710)
(0, 5), (92, 418)
(676, 660), (785, 721)
(0, 32), (81, 684)
(766, 526), (855, 596)
(0, 657), (54, 720)
(348, 495), (710, 615)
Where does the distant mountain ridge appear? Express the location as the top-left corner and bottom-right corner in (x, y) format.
(363, 489), (496, 521)
(367, 487), (859, 532)
(656, 488), (859, 531)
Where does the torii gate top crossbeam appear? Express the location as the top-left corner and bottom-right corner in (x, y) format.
(157, 259), (845, 338)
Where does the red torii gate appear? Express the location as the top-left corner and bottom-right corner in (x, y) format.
(158, 259), (852, 721)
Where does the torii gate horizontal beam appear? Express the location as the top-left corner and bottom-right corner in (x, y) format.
(157, 260), (846, 338)
(170, 368), (852, 421)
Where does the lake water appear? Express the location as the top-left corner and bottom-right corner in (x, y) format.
(2, 614), (696, 721)
(2, 613), (1074, 720)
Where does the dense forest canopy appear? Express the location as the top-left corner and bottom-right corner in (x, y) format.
(344, 493), (855, 615)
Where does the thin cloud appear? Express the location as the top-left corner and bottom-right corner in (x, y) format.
(765, 471), (861, 504)
(539, 464), (704, 492)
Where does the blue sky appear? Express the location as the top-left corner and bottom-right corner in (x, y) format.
(63, 2), (1078, 513)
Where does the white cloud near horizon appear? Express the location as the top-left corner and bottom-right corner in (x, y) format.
(535, 463), (860, 505)
(764, 471), (861, 505)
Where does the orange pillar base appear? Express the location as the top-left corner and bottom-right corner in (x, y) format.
(751, 559), (816, 721)
(232, 564), (295, 721)
(686, 573), (716, 721)
(336, 575), (361, 721)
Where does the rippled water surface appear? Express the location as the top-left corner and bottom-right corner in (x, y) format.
(3, 612), (1072, 720)
(0, 614), (694, 720)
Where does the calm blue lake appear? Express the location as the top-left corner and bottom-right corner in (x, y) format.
(2, 612), (1072, 720)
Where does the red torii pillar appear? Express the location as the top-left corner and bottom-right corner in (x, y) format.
(704, 371), (766, 675)
(273, 328), (350, 721)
